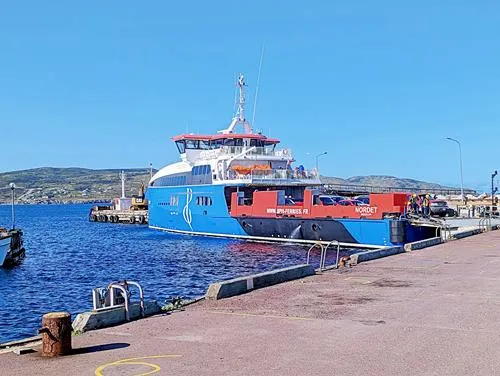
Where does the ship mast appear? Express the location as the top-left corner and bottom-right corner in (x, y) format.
(219, 74), (252, 134)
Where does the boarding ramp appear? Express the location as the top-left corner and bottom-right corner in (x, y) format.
(406, 214), (452, 242)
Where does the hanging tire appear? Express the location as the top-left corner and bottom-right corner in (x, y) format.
(90, 214), (97, 222)
(114, 215), (120, 223)
(138, 215), (145, 224)
(103, 215), (108, 222)
(129, 216), (136, 224)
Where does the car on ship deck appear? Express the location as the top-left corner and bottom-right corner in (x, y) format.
(430, 199), (450, 217)
(338, 199), (367, 207)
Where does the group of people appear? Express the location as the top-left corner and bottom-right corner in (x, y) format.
(407, 193), (433, 218)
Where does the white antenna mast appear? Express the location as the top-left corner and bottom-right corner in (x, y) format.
(219, 74), (252, 134)
(252, 43), (265, 127)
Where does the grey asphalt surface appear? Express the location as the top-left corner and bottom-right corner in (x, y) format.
(2, 230), (500, 375)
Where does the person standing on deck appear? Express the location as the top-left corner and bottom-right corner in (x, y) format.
(411, 193), (419, 214)
(422, 194), (431, 218)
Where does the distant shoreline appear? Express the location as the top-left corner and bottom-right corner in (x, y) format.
(0, 199), (111, 205)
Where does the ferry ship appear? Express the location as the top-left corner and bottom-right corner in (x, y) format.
(147, 75), (435, 247)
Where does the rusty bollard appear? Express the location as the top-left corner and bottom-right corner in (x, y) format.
(39, 312), (72, 357)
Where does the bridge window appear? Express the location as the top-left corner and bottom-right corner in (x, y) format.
(175, 140), (186, 153)
(185, 140), (200, 149)
(210, 139), (224, 149)
(223, 138), (244, 147)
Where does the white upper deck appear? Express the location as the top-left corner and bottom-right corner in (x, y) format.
(150, 74), (321, 187)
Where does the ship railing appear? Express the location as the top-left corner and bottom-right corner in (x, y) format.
(219, 146), (293, 158)
(479, 216), (492, 231)
(226, 168), (319, 182)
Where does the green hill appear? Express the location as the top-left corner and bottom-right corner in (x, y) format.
(0, 167), (463, 204)
(0, 167), (152, 204)
(321, 175), (456, 190)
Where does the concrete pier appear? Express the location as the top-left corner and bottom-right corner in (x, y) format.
(2, 230), (500, 375)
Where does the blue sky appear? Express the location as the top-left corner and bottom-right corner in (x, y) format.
(1, 1), (498, 191)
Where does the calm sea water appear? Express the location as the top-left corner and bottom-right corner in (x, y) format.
(0, 204), (353, 343)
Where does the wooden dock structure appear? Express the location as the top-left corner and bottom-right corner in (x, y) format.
(88, 206), (148, 224)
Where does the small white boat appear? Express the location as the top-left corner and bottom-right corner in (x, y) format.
(0, 228), (25, 267)
(0, 234), (10, 266)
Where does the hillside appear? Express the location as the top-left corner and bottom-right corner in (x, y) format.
(321, 175), (456, 190)
(0, 168), (152, 204)
(0, 167), (461, 204)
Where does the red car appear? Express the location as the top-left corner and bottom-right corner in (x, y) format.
(337, 199), (367, 206)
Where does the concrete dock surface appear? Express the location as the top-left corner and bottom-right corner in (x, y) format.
(2, 230), (500, 375)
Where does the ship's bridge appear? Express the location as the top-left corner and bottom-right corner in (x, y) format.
(171, 133), (293, 162)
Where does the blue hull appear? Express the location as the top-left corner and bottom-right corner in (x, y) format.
(147, 185), (432, 247)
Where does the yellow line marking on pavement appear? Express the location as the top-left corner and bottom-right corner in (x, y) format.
(208, 311), (314, 321)
(95, 354), (181, 376)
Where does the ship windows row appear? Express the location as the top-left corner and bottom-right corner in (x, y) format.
(196, 196), (212, 206)
(192, 165), (211, 176)
(157, 195), (211, 207)
(153, 175), (187, 187)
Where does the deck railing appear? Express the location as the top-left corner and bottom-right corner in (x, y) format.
(226, 168), (320, 184)
(323, 183), (477, 196)
(219, 146), (293, 158)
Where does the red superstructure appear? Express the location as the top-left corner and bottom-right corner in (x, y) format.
(172, 133), (280, 144)
(230, 189), (407, 220)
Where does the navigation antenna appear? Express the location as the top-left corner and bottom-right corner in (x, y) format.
(119, 171), (126, 198)
(251, 43), (265, 127)
(219, 74), (252, 134)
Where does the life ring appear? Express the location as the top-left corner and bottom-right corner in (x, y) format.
(129, 216), (136, 224)
(138, 215), (145, 224)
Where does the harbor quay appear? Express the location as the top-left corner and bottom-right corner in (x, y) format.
(1, 229), (500, 375)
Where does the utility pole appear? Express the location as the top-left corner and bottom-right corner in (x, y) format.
(315, 152), (328, 172)
(10, 183), (16, 229)
(445, 138), (464, 203)
(492, 170), (498, 206)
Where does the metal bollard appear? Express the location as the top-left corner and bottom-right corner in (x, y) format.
(39, 312), (72, 357)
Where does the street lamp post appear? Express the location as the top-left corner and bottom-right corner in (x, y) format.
(445, 137), (464, 202)
(315, 152), (328, 172)
(492, 170), (498, 206)
(10, 183), (16, 229)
